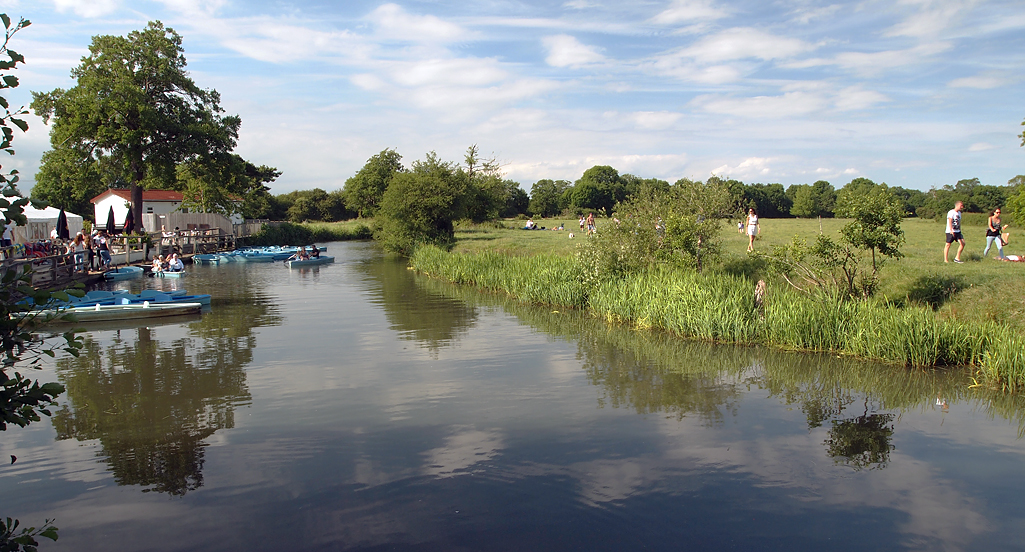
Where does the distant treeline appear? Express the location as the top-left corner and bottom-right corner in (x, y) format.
(246, 160), (1023, 224)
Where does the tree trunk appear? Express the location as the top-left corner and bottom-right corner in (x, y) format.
(131, 183), (144, 234)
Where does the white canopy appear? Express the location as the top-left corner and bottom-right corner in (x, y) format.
(10, 201), (85, 243)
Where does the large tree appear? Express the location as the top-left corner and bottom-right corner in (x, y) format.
(343, 148), (404, 218)
(376, 152), (468, 254)
(31, 21), (242, 231)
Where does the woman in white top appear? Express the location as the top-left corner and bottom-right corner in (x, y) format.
(746, 208), (759, 252)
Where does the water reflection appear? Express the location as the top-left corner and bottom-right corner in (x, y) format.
(412, 272), (1025, 452)
(51, 324), (253, 496)
(355, 252), (478, 352)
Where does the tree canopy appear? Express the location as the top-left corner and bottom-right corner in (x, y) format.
(31, 21), (268, 226)
(343, 148), (403, 218)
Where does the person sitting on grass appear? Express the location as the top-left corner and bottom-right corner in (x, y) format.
(524, 218), (536, 230)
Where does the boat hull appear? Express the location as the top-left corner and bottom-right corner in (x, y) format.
(286, 256), (335, 268)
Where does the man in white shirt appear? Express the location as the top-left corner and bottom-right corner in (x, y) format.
(944, 201), (965, 263)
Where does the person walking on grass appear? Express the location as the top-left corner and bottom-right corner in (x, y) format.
(745, 208), (759, 252)
(984, 208), (1007, 260)
(944, 201), (965, 263)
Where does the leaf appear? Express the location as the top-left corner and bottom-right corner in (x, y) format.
(2, 75), (18, 88)
(1, 14), (10, 30)
(10, 118), (27, 132)
(0, 96), (7, 108)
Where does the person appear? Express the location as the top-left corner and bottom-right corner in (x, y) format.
(1, 219), (12, 247)
(152, 255), (165, 273)
(525, 218), (536, 230)
(983, 208), (1007, 260)
(83, 233), (95, 270)
(96, 230), (111, 267)
(309, 245), (320, 258)
(746, 208), (759, 252)
(738, 221), (744, 234)
(168, 253), (184, 272)
(944, 201), (965, 263)
(72, 233), (86, 272)
(586, 212), (596, 236)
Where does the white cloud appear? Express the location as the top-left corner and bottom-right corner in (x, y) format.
(681, 27), (813, 64)
(367, 3), (469, 43)
(884, 0), (982, 38)
(834, 85), (890, 111)
(542, 34), (605, 68)
(789, 4), (844, 25)
(711, 157), (776, 179)
(968, 142), (996, 151)
(692, 91), (828, 118)
(650, 0), (728, 25)
(788, 42), (952, 75)
(948, 74), (1007, 89)
(51, 0), (119, 18)
(631, 111), (683, 130)
(154, 0), (227, 18)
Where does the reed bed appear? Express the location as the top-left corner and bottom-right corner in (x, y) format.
(408, 245), (1025, 389)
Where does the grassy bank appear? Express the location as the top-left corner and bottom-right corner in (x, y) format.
(246, 220), (373, 246)
(411, 237), (1025, 391)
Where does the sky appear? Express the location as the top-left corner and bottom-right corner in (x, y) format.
(3, 0), (1024, 195)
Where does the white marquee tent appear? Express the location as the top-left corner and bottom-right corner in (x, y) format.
(11, 202), (85, 243)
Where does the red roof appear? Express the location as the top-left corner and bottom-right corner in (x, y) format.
(91, 189), (184, 203)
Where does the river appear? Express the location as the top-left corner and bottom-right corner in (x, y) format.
(2, 241), (1024, 551)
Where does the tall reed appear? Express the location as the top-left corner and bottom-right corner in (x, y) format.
(409, 245), (1025, 389)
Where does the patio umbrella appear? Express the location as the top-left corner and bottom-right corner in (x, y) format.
(56, 208), (70, 240)
(106, 206), (116, 234)
(123, 207), (135, 234)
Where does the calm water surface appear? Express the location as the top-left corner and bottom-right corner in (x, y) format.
(3, 241), (1025, 551)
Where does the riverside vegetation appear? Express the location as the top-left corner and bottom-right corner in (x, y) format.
(409, 210), (1025, 392)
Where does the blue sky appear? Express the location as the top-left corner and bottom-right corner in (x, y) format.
(4, 0), (1024, 195)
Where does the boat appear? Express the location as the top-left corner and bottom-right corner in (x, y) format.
(117, 293), (211, 306)
(103, 266), (144, 280)
(151, 270), (187, 278)
(14, 302), (204, 325)
(285, 255), (335, 268)
(193, 254), (221, 264)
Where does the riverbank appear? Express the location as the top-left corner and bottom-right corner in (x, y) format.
(410, 227), (1025, 391)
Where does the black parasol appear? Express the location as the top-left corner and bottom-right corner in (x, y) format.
(106, 206), (116, 234)
(56, 208), (70, 240)
(123, 207), (135, 234)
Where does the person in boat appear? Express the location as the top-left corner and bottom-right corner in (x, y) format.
(152, 255), (166, 273)
(309, 245), (320, 258)
(168, 253), (184, 272)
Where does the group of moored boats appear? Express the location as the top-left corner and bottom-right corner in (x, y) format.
(194, 245), (334, 268)
(21, 245), (335, 327)
(15, 289), (211, 325)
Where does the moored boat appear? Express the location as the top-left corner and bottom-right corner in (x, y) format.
(103, 266), (144, 280)
(13, 302), (204, 325)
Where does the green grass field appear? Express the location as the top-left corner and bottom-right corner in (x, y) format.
(450, 216), (1025, 333)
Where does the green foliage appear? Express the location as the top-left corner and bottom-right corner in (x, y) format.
(246, 221), (371, 246)
(1006, 185), (1025, 230)
(576, 178), (737, 286)
(343, 148), (403, 218)
(570, 165), (625, 213)
(0, 517), (58, 552)
(31, 21), (246, 231)
(528, 179), (571, 217)
(283, 188), (349, 222)
(789, 180), (836, 218)
(29, 147), (104, 217)
(462, 145), (506, 223)
(500, 180), (529, 218)
(174, 153), (280, 216)
(376, 152), (469, 255)
(835, 182), (905, 273)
